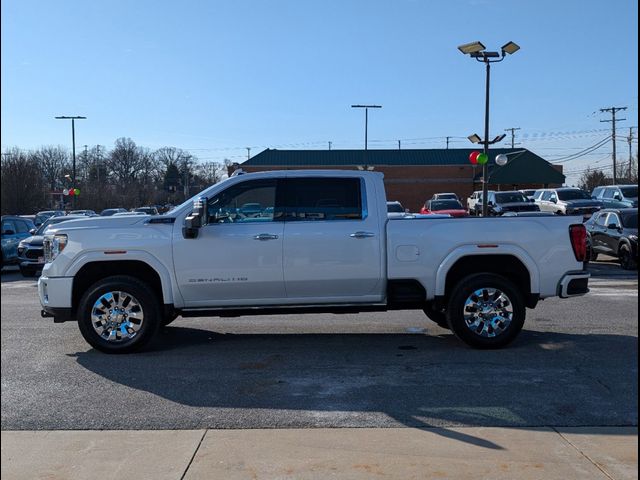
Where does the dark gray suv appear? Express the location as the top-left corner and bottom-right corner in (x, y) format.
(591, 185), (638, 209)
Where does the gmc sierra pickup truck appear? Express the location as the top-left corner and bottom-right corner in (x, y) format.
(38, 170), (590, 353)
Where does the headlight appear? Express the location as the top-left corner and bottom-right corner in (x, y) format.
(629, 234), (638, 242)
(43, 234), (68, 263)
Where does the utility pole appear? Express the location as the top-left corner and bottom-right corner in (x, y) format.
(446, 136), (451, 149)
(398, 140), (401, 150)
(627, 127), (636, 180)
(55, 115), (86, 208)
(351, 104), (382, 150)
(328, 141), (332, 151)
(95, 145), (102, 183)
(246, 147), (251, 160)
(504, 127), (521, 148)
(600, 107), (627, 184)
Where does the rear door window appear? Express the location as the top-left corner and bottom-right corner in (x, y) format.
(282, 178), (363, 221)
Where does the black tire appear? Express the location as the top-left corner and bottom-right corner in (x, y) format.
(423, 304), (449, 329)
(19, 267), (37, 278)
(77, 275), (162, 354)
(619, 244), (637, 270)
(446, 273), (525, 349)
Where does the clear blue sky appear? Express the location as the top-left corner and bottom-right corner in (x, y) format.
(2, 0), (637, 185)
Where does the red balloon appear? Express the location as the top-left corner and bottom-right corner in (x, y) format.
(469, 151), (480, 165)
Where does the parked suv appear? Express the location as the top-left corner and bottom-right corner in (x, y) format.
(1, 216), (36, 268)
(535, 188), (602, 219)
(585, 208), (638, 270)
(467, 190), (489, 215)
(591, 185), (638, 209)
(16, 215), (88, 277)
(476, 191), (539, 216)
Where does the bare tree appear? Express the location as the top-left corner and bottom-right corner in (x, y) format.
(32, 146), (70, 191)
(579, 168), (609, 193)
(108, 138), (142, 185)
(1, 148), (47, 214)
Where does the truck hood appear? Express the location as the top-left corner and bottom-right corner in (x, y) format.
(45, 215), (155, 233)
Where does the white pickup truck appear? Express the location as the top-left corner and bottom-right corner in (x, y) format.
(38, 170), (590, 353)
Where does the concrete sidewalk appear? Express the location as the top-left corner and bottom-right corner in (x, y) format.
(1, 427), (637, 480)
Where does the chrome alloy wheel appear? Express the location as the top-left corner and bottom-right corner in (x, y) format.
(91, 291), (144, 342)
(463, 288), (513, 338)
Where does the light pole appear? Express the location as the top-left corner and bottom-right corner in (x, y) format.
(55, 116), (86, 208)
(351, 104), (382, 150)
(458, 41), (519, 216)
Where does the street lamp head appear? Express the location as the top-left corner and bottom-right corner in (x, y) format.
(495, 154), (509, 166)
(501, 41), (520, 55)
(492, 133), (507, 144)
(458, 41), (486, 55)
(468, 133), (482, 144)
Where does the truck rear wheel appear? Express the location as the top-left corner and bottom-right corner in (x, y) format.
(77, 275), (161, 354)
(446, 273), (525, 349)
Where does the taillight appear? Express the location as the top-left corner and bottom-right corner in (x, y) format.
(569, 224), (587, 262)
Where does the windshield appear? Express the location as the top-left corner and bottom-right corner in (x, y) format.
(557, 189), (591, 200)
(431, 200), (463, 210)
(620, 186), (638, 198)
(622, 213), (638, 229)
(387, 203), (404, 213)
(165, 176), (233, 216)
(495, 192), (527, 203)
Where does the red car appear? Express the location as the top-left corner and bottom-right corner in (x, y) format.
(420, 199), (469, 217)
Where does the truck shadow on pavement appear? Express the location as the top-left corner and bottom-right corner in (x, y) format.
(72, 327), (638, 449)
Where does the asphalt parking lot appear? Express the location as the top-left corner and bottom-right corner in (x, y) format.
(1, 259), (637, 432)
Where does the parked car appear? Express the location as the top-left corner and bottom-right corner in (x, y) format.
(475, 191), (540, 216)
(69, 209), (97, 216)
(466, 191), (485, 215)
(34, 210), (65, 226)
(585, 208), (638, 270)
(535, 187), (602, 219)
(519, 189), (537, 201)
(420, 199), (469, 217)
(591, 185), (638, 209)
(387, 201), (409, 219)
(100, 208), (128, 216)
(38, 170), (590, 353)
(133, 206), (159, 215)
(432, 192), (459, 201)
(1, 216), (36, 268)
(17, 215), (89, 277)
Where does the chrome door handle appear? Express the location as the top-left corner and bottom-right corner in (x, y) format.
(253, 233), (279, 241)
(350, 231), (375, 239)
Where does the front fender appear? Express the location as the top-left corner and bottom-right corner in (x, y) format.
(64, 250), (181, 307)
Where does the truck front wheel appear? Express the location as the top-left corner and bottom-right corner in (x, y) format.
(446, 273), (525, 349)
(77, 275), (161, 354)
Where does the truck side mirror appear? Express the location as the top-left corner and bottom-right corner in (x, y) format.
(29, 228), (37, 235)
(182, 196), (208, 239)
(613, 193), (622, 200)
